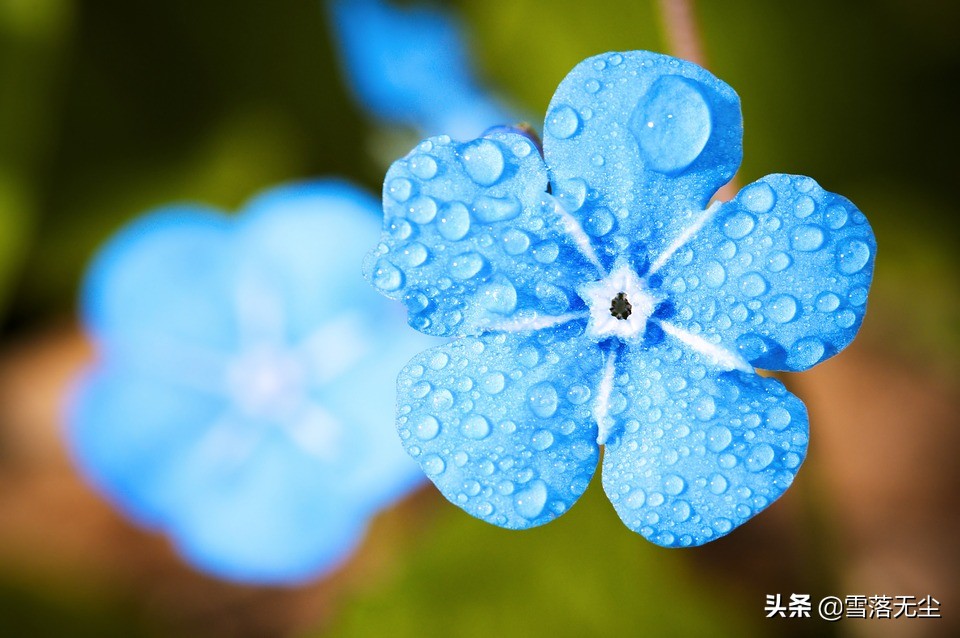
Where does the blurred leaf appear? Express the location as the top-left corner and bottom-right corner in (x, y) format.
(322, 486), (759, 638)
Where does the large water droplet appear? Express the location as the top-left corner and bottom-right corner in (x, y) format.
(766, 251), (792, 273)
(722, 212), (756, 239)
(703, 261), (726, 287)
(836, 239), (871, 274)
(631, 75), (712, 174)
(461, 139), (505, 186)
(825, 204), (849, 229)
(473, 195), (521, 222)
(479, 278), (517, 314)
(663, 474), (686, 495)
(765, 406), (792, 430)
(414, 415), (440, 440)
(460, 414), (492, 440)
(502, 228), (531, 255)
(745, 444), (775, 471)
(546, 105), (581, 139)
(407, 195), (438, 224)
(625, 489), (646, 509)
(514, 479), (548, 519)
(816, 292), (840, 312)
(706, 425), (733, 452)
(739, 272), (768, 297)
(556, 178), (588, 212)
(449, 252), (486, 280)
(481, 372), (506, 394)
(767, 294), (798, 323)
(396, 242), (428, 268)
(708, 473), (729, 494)
(437, 202), (471, 241)
(422, 454), (446, 476)
(387, 177), (414, 202)
(791, 337), (825, 368)
(372, 258), (403, 291)
(409, 154), (438, 180)
(740, 182), (776, 214)
(527, 382), (559, 418)
(791, 224), (826, 251)
(531, 430), (555, 451)
(693, 395), (717, 421)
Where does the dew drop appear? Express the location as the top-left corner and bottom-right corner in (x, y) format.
(836, 239), (871, 274)
(765, 406), (792, 431)
(706, 425), (733, 452)
(479, 278), (518, 314)
(824, 204), (849, 229)
(739, 272), (768, 297)
(413, 415), (440, 440)
(791, 224), (825, 251)
(531, 430), (555, 451)
(514, 480), (548, 519)
(663, 474), (686, 495)
(767, 294), (798, 323)
(437, 202), (471, 241)
(631, 75), (712, 174)
(387, 177), (414, 202)
(816, 292), (840, 312)
(693, 395), (717, 421)
(708, 473), (729, 494)
(409, 154), (438, 180)
(703, 261), (726, 287)
(546, 105), (581, 139)
(422, 454), (446, 476)
(766, 251), (792, 273)
(745, 444), (775, 471)
(740, 182), (776, 214)
(460, 414), (492, 440)
(502, 228), (531, 255)
(585, 78), (601, 93)
(446, 252), (485, 280)
(461, 139), (505, 186)
(794, 195), (815, 218)
(723, 212), (756, 239)
(407, 195), (438, 224)
(527, 382), (559, 418)
(481, 372), (506, 394)
(791, 337), (825, 368)
(566, 384), (591, 405)
(625, 489), (646, 509)
(372, 258), (403, 291)
(473, 195), (521, 222)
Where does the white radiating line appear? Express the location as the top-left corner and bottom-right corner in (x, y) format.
(486, 312), (587, 333)
(658, 320), (753, 373)
(647, 201), (721, 276)
(594, 349), (618, 445)
(549, 198), (607, 277)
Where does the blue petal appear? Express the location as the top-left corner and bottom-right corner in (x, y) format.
(83, 209), (239, 364)
(396, 327), (604, 529)
(658, 174), (876, 371)
(602, 344), (808, 547)
(328, 0), (508, 139)
(543, 51), (742, 268)
(366, 132), (601, 336)
(66, 366), (230, 527)
(165, 437), (367, 584)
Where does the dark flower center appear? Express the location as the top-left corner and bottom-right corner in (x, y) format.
(610, 292), (632, 320)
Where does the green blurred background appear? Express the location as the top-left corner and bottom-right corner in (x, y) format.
(0, 0), (956, 636)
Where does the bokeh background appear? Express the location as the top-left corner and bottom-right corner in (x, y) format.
(1, 0), (957, 636)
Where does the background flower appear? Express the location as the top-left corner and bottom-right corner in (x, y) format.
(67, 180), (437, 583)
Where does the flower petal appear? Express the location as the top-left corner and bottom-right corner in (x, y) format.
(657, 174), (876, 371)
(328, 0), (507, 139)
(83, 209), (239, 362)
(366, 131), (600, 337)
(543, 51), (742, 267)
(396, 327), (604, 528)
(602, 344), (809, 547)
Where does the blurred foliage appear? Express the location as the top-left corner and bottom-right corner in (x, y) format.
(322, 486), (759, 638)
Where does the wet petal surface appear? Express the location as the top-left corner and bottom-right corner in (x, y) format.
(396, 326), (604, 528)
(602, 344), (809, 546)
(544, 51), (742, 268)
(657, 174), (876, 371)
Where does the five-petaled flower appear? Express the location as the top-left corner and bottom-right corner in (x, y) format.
(67, 181), (436, 582)
(365, 51), (876, 546)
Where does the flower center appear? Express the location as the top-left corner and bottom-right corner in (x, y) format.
(577, 262), (659, 343)
(610, 292), (632, 320)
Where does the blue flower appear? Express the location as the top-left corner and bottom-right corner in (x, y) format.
(365, 51), (876, 546)
(328, 0), (509, 139)
(67, 180), (437, 582)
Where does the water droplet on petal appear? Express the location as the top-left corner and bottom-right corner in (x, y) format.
(531, 430), (555, 450)
(449, 252), (486, 280)
(422, 454), (446, 476)
(527, 382), (559, 418)
(372, 258), (403, 291)
(461, 139), (505, 186)
(514, 480), (548, 519)
(693, 395), (717, 421)
(407, 195), (438, 224)
(791, 337), (825, 368)
(791, 224), (826, 251)
(387, 177), (414, 202)
(460, 414), (492, 440)
(739, 272), (768, 297)
(706, 426), (733, 452)
(473, 195), (521, 222)
(663, 474), (686, 495)
(625, 489), (646, 509)
(825, 204), (849, 229)
(740, 182), (776, 214)
(722, 212), (756, 239)
(703, 261), (726, 287)
(766, 251), (792, 273)
(745, 444), (775, 471)
(481, 372), (506, 394)
(479, 278), (517, 314)
(414, 415), (440, 440)
(767, 294), (798, 323)
(409, 154), (438, 180)
(708, 473), (728, 494)
(836, 239), (871, 274)
(502, 228), (531, 255)
(546, 105), (581, 139)
(765, 406), (792, 430)
(631, 75), (712, 174)
(437, 202), (471, 241)
(816, 292), (840, 312)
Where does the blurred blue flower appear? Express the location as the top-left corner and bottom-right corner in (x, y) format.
(365, 51), (876, 546)
(328, 0), (509, 139)
(67, 181), (437, 583)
